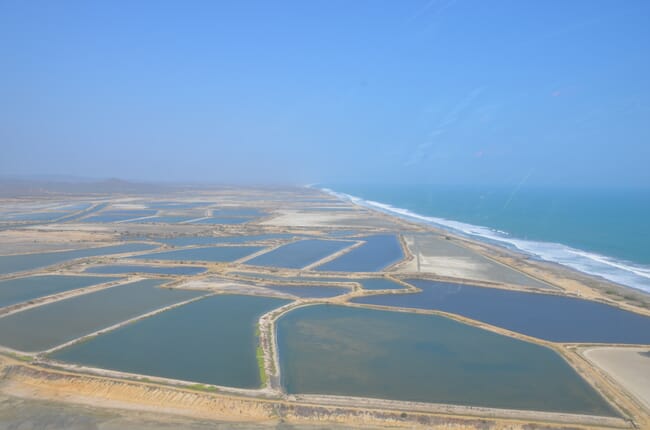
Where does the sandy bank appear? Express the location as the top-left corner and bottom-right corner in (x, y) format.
(260, 210), (404, 229)
(582, 347), (650, 412)
(397, 233), (555, 290)
(0, 229), (118, 255)
(0, 357), (632, 429)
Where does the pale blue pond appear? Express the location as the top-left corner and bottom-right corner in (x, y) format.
(56, 203), (93, 212)
(277, 305), (616, 415)
(1, 204), (99, 224)
(51, 295), (290, 388)
(145, 201), (210, 210)
(159, 234), (297, 247)
(188, 217), (250, 225)
(315, 234), (403, 272)
(326, 230), (359, 237)
(81, 210), (157, 223)
(310, 277), (404, 290)
(211, 208), (264, 217)
(84, 264), (206, 276)
(356, 278), (405, 290)
(262, 285), (349, 298)
(3, 212), (69, 221)
(232, 272), (405, 290)
(245, 239), (354, 269)
(0, 279), (203, 352)
(0, 243), (159, 275)
(125, 215), (196, 224)
(353, 279), (650, 344)
(57, 202), (109, 222)
(131, 246), (263, 262)
(0, 275), (120, 308)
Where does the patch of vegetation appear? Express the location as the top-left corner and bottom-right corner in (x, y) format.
(622, 294), (642, 303)
(256, 345), (267, 386)
(187, 383), (218, 392)
(6, 352), (33, 362)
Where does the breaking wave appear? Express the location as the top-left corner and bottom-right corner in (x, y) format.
(322, 188), (650, 293)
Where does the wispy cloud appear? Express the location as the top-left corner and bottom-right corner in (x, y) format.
(405, 86), (484, 166)
(410, 0), (456, 22)
(412, 0), (459, 35)
(503, 168), (535, 210)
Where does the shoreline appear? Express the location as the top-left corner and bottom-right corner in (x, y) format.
(0, 188), (648, 428)
(357, 200), (650, 314)
(321, 187), (650, 296)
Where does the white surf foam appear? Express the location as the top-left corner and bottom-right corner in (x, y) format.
(322, 188), (650, 293)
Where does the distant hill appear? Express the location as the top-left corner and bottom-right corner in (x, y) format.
(0, 177), (178, 197)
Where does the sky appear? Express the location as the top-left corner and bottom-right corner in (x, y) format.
(1, 1), (649, 187)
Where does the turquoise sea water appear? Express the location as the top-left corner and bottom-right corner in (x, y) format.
(324, 185), (650, 292)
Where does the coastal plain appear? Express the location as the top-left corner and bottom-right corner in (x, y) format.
(0, 187), (649, 429)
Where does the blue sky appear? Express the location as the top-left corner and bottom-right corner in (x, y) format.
(1, 1), (649, 186)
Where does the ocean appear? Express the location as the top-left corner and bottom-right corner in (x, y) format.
(321, 185), (650, 293)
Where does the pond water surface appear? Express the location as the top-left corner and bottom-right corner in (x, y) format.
(159, 234), (296, 247)
(0, 279), (202, 352)
(51, 295), (290, 388)
(315, 235), (403, 272)
(352, 279), (650, 344)
(81, 210), (157, 223)
(262, 285), (349, 298)
(246, 239), (354, 269)
(232, 272), (405, 290)
(277, 304), (615, 415)
(188, 217), (250, 225)
(0, 275), (120, 308)
(0, 243), (159, 275)
(131, 246), (263, 263)
(84, 265), (206, 276)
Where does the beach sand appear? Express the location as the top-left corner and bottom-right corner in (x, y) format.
(260, 210), (403, 229)
(397, 233), (555, 290)
(583, 347), (650, 412)
(0, 230), (117, 255)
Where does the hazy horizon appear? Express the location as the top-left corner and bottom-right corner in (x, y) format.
(2, 1), (649, 188)
(4, 174), (650, 191)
